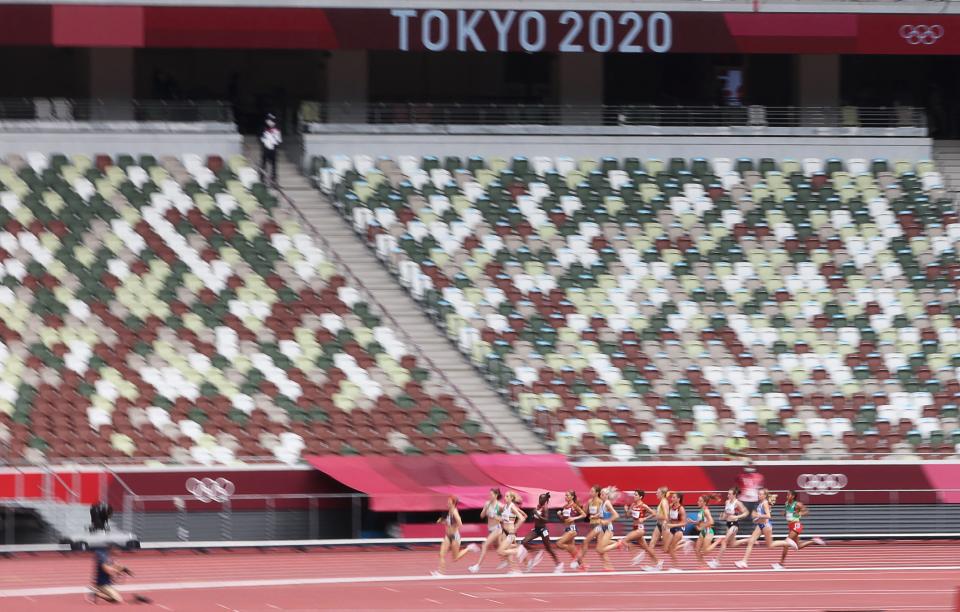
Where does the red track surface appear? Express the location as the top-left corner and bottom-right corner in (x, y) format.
(0, 541), (958, 611)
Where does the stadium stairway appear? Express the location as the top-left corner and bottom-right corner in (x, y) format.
(264, 156), (546, 453)
(0, 498), (90, 543)
(933, 141), (960, 198)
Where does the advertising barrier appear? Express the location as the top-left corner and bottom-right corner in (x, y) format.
(104, 466), (350, 512)
(4, 460), (958, 513)
(577, 461), (960, 505)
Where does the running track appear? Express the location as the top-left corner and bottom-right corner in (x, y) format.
(0, 541), (958, 611)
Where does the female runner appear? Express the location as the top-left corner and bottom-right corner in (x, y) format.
(496, 491), (528, 574)
(663, 491), (688, 570)
(688, 495), (715, 568)
(555, 490), (586, 567)
(734, 488), (798, 569)
(647, 486), (671, 552)
(615, 489), (661, 569)
(571, 485), (603, 570)
(520, 492), (563, 573)
(593, 487), (622, 571)
(707, 486), (749, 568)
(432, 495), (479, 575)
(773, 490), (825, 569)
(469, 487), (504, 573)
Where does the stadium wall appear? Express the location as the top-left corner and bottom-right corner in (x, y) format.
(6, 461), (953, 508)
(0, 121), (241, 158)
(301, 125), (932, 168)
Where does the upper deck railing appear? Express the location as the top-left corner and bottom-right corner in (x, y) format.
(300, 103), (927, 130)
(0, 98), (234, 123)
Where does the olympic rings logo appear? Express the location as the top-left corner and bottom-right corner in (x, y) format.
(185, 477), (236, 503)
(796, 473), (848, 496)
(899, 24), (944, 45)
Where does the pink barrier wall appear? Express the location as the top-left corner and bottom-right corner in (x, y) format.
(4, 461), (958, 509)
(577, 461), (955, 504)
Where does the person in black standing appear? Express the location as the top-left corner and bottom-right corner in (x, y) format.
(260, 113), (282, 184)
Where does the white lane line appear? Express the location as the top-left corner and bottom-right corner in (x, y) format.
(424, 598), (442, 604)
(458, 591), (479, 598)
(438, 587), (455, 592)
(382, 587), (399, 593)
(157, 605), (173, 611)
(266, 605), (282, 610)
(532, 597), (549, 603)
(569, 607), (950, 612)
(484, 586), (502, 591)
(471, 588), (955, 598)
(1, 565), (959, 599)
(485, 599), (503, 605)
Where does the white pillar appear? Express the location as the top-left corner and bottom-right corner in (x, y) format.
(327, 50), (368, 123)
(558, 53), (604, 125)
(89, 48), (135, 120)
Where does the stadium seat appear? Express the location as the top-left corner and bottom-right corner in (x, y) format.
(316, 153), (959, 460)
(0, 152), (501, 465)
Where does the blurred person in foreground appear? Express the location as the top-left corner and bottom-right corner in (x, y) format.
(736, 464), (765, 517)
(89, 547), (152, 605)
(90, 546), (153, 603)
(89, 547), (131, 604)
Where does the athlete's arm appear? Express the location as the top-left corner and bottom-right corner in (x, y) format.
(752, 501), (768, 523)
(514, 504), (527, 523)
(641, 502), (656, 520)
(451, 507), (463, 529)
(603, 501), (619, 525)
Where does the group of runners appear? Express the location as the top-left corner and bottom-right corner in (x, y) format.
(435, 485), (825, 575)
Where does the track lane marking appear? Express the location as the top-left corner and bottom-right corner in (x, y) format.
(1, 564), (959, 599)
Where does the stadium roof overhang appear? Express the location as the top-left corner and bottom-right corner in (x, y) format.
(0, 3), (958, 54)
(7, 0), (960, 15)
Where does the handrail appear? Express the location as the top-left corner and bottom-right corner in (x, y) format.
(132, 493), (368, 503)
(261, 149), (521, 453)
(99, 465), (139, 531)
(102, 465), (137, 497)
(569, 451), (960, 462)
(0, 97), (234, 123)
(41, 466), (80, 504)
(300, 102), (927, 129)
(123, 487), (960, 505)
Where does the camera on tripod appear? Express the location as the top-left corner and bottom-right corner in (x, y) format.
(90, 502), (113, 532)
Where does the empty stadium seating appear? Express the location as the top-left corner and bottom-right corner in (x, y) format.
(314, 153), (960, 460)
(0, 152), (501, 465)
